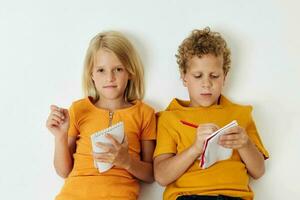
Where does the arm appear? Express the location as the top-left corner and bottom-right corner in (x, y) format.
(154, 123), (218, 186)
(47, 105), (76, 178)
(238, 140), (265, 179)
(54, 136), (76, 178)
(154, 147), (199, 186)
(126, 140), (155, 183)
(219, 126), (265, 179)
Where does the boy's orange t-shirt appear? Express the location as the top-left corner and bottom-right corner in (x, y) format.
(56, 97), (156, 200)
(153, 96), (269, 200)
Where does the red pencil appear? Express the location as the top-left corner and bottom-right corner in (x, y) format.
(180, 120), (198, 128)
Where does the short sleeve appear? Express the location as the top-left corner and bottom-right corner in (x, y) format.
(153, 113), (177, 158)
(140, 107), (156, 140)
(247, 111), (269, 159)
(68, 103), (79, 137)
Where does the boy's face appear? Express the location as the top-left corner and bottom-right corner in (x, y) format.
(181, 54), (225, 107)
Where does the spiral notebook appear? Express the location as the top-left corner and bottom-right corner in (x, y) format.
(90, 122), (124, 173)
(199, 120), (238, 169)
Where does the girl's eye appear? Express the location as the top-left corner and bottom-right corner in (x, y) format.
(97, 68), (104, 72)
(115, 68), (123, 72)
(193, 74), (202, 79)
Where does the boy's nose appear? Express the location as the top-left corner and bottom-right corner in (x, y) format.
(201, 78), (212, 88)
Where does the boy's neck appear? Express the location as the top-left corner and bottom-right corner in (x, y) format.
(189, 95), (222, 108)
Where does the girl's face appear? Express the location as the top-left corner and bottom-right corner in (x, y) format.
(181, 54), (225, 107)
(92, 49), (130, 102)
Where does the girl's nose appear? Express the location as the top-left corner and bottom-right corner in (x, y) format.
(107, 71), (116, 82)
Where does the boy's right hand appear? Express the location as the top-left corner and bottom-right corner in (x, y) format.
(191, 123), (219, 156)
(46, 105), (70, 139)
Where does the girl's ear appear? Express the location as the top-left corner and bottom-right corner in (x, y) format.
(91, 72), (94, 81)
(128, 73), (132, 80)
(180, 72), (188, 87)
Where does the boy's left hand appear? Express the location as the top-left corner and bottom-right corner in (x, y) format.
(218, 126), (250, 149)
(93, 134), (131, 170)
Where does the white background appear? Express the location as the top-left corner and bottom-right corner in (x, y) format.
(0, 0), (299, 199)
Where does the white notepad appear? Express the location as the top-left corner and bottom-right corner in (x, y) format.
(199, 120), (238, 169)
(90, 122), (124, 173)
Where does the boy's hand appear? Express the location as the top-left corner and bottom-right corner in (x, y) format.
(218, 126), (250, 149)
(93, 134), (131, 170)
(46, 105), (70, 139)
(190, 123), (219, 156)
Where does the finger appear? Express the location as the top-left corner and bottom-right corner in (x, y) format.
(224, 126), (240, 134)
(122, 135), (128, 145)
(93, 152), (113, 159)
(198, 125), (218, 133)
(221, 143), (243, 149)
(219, 139), (240, 147)
(95, 158), (113, 163)
(46, 118), (60, 128)
(50, 115), (64, 124)
(96, 142), (113, 152)
(50, 118), (60, 126)
(51, 111), (65, 120)
(106, 134), (120, 148)
(220, 133), (239, 141)
(62, 109), (69, 120)
(50, 105), (60, 112)
(220, 144), (235, 149)
(202, 123), (219, 130)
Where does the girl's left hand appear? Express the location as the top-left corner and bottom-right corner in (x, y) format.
(93, 134), (131, 169)
(218, 126), (250, 149)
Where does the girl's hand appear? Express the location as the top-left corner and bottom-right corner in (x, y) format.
(46, 105), (70, 139)
(190, 123), (219, 156)
(93, 134), (131, 170)
(218, 126), (250, 149)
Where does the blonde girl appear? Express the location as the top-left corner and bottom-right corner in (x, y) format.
(46, 31), (156, 200)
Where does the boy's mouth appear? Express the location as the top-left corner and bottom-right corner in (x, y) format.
(200, 93), (212, 96)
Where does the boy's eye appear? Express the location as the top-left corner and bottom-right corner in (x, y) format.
(210, 74), (220, 79)
(193, 74), (202, 79)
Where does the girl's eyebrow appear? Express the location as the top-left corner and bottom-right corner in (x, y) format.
(94, 64), (123, 68)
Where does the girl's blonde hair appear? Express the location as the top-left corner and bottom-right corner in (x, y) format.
(82, 31), (144, 103)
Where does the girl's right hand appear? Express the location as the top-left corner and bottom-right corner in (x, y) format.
(46, 105), (70, 138)
(190, 123), (219, 156)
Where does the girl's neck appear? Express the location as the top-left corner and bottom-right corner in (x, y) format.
(95, 97), (131, 112)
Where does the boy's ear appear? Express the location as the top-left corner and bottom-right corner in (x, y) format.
(180, 72), (188, 87)
(223, 74), (227, 86)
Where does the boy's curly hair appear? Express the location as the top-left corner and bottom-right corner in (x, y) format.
(176, 27), (231, 75)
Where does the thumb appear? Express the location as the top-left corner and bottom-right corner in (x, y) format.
(62, 109), (70, 120)
(122, 134), (128, 146)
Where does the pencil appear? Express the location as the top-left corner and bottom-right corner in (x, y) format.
(180, 120), (198, 128)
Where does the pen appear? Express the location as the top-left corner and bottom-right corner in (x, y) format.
(180, 120), (198, 128)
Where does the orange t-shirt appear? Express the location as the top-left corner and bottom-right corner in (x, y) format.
(154, 96), (269, 200)
(56, 97), (156, 200)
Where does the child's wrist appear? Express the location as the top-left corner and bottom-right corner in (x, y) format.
(55, 134), (68, 142)
(124, 155), (132, 171)
(189, 144), (202, 158)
